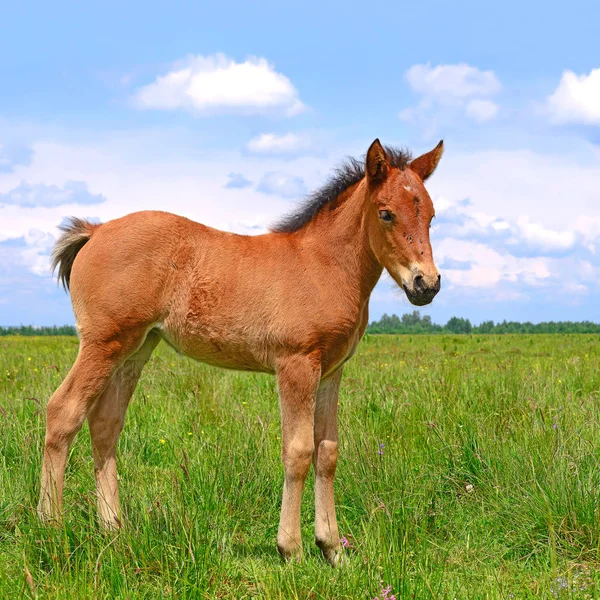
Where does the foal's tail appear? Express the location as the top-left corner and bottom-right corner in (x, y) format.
(52, 217), (100, 291)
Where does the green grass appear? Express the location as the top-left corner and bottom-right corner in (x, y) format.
(2, 334), (600, 598)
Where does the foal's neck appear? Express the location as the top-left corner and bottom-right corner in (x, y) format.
(298, 179), (383, 301)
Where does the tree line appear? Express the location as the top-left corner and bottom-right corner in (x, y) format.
(367, 311), (600, 334)
(2, 314), (600, 336)
(0, 325), (78, 336)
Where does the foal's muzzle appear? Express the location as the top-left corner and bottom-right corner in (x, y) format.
(403, 273), (441, 306)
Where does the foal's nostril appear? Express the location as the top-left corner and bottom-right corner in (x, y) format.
(414, 274), (425, 293)
(434, 274), (441, 292)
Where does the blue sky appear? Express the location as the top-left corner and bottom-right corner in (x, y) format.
(1, 0), (600, 325)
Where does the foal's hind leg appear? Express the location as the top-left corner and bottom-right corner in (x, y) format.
(87, 331), (160, 529)
(38, 331), (149, 524)
(38, 345), (118, 523)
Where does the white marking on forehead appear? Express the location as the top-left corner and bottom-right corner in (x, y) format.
(403, 185), (413, 192)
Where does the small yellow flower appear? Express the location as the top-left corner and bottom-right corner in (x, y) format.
(242, 401), (247, 405)
(27, 357), (31, 361)
(201, 430), (205, 434)
(159, 439), (166, 444)
(187, 432), (193, 436)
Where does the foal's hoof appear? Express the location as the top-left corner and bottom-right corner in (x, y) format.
(98, 515), (122, 531)
(316, 540), (342, 567)
(37, 494), (62, 526)
(277, 541), (303, 563)
(323, 548), (342, 567)
(36, 504), (62, 527)
(98, 505), (123, 531)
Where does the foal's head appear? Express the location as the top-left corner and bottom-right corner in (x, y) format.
(365, 139), (443, 306)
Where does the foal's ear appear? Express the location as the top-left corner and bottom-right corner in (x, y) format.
(366, 139), (389, 183)
(409, 140), (444, 182)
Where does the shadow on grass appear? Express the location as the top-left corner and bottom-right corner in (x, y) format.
(231, 542), (280, 560)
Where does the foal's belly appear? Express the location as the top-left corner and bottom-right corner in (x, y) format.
(158, 324), (360, 377)
(155, 322), (275, 373)
(156, 294), (368, 377)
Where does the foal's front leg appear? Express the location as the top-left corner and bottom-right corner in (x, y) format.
(276, 355), (321, 562)
(314, 369), (342, 566)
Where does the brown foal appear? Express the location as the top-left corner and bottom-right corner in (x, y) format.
(38, 139), (443, 565)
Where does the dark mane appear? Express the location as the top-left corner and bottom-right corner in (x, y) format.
(270, 146), (411, 234)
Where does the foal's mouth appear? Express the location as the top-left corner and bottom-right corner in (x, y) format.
(403, 285), (435, 306)
(402, 280), (441, 306)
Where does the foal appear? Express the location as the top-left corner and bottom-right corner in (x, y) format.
(38, 139), (443, 565)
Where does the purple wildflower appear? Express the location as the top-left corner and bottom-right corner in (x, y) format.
(374, 584), (396, 600)
(378, 443), (385, 456)
(340, 536), (349, 548)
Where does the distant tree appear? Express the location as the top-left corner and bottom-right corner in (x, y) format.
(402, 311), (422, 326)
(477, 320), (495, 334)
(445, 317), (472, 334)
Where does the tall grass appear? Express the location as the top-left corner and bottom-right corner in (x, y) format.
(1, 334), (600, 598)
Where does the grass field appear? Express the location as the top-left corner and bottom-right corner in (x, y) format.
(2, 334), (600, 598)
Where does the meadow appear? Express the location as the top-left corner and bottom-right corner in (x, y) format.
(2, 333), (600, 599)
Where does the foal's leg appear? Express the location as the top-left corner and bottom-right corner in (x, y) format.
(314, 368), (342, 566)
(38, 331), (147, 524)
(38, 345), (119, 523)
(276, 355), (321, 562)
(87, 331), (160, 529)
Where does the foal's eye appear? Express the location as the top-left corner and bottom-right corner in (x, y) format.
(379, 210), (393, 223)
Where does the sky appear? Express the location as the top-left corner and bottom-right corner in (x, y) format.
(1, 0), (600, 326)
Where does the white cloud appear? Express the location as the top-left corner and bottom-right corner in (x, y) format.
(406, 63), (501, 99)
(0, 229), (55, 277)
(436, 238), (551, 290)
(0, 143), (32, 173)
(256, 171), (307, 198)
(21, 229), (55, 276)
(465, 99), (499, 122)
(0, 180), (105, 208)
(246, 132), (312, 155)
(434, 195), (579, 258)
(224, 172), (252, 189)
(429, 148), (600, 231)
(133, 54), (305, 117)
(573, 215), (600, 253)
(512, 216), (576, 254)
(547, 68), (600, 125)
(401, 62), (501, 125)
(424, 144), (600, 304)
